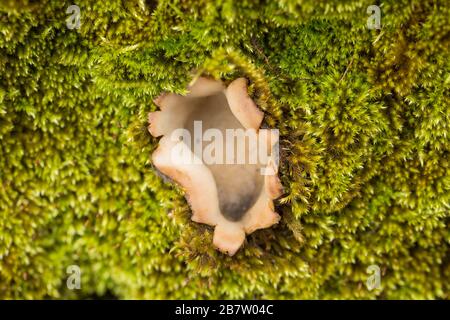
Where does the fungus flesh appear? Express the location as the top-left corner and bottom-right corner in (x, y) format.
(148, 77), (282, 255)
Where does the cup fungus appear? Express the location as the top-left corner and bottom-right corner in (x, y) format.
(148, 77), (283, 255)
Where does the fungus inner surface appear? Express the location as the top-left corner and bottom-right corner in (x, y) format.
(184, 92), (264, 222)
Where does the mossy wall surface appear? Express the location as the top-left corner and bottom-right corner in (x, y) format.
(0, 0), (449, 299)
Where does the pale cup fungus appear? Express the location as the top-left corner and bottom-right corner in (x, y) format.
(148, 77), (283, 255)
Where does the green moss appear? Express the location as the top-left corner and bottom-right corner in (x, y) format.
(0, 0), (449, 299)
